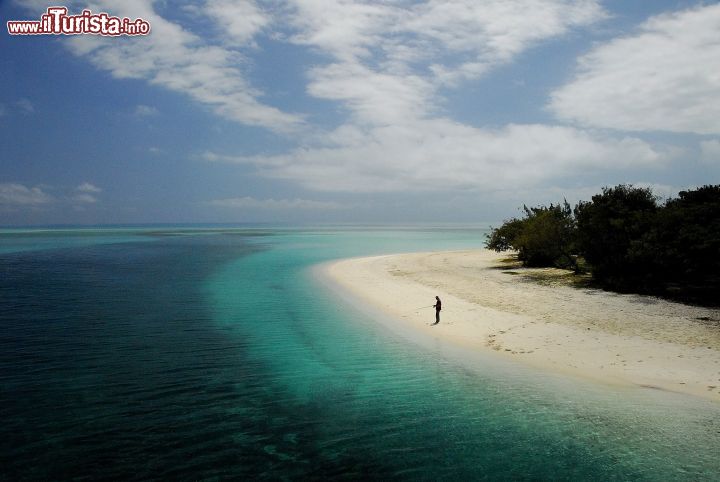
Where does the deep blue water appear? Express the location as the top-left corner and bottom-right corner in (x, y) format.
(1, 227), (719, 480)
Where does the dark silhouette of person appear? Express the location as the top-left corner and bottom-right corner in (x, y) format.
(433, 296), (441, 324)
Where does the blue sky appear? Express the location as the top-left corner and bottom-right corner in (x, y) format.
(1, 0), (718, 225)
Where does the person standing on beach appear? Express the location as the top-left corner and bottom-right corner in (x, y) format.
(433, 296), (441, 324)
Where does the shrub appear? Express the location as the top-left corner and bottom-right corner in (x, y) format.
(486, 201), (577, 270)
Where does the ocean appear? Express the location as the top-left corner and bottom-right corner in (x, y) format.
(1, 226), (719, 480)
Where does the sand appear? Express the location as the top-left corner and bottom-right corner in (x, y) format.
(323, 249), (720, 402)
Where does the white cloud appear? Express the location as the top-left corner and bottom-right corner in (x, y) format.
(550, 4), (720, 135)
(73, 183), (102, 203)
(207, 120), (667, 192)
(0, 183), (53, 206)
(76, 182), (102, 193)
(134, 104), (159, 116)
(204, 0), (271, 45)
(0, 99), (34, 117)
(16, 98), (34, 114)
(16, 0), (678, 200)
(403, 0), (607, 85)
(288, 0), (607, 128)
(16, 0), (606, 137)
(632, 182), (687, 201)
(306, 62), (436, 124)
(0, 182), (104, 208)
(201, 151), (225, 162)
(208, 196), (343, 210)
(286, 0), (401, 61)
(287, 0), (606, 83)
(700, 140), (720, 164)
(18, 0), (303, 133)
(224, 0), (634, 194)
(493, 181), (688, 210)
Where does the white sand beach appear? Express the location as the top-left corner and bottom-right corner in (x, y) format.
(324, 250), (720, 402)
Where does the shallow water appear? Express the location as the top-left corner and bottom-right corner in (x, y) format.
(1, 227), (718, 480)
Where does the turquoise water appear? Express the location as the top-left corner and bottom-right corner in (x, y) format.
(1, 227), (719, 480)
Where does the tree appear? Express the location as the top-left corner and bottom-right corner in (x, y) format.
(486, 217), (526, 252)
(486, 201), (577, 270)
(638, 185), (720, 302)
(574, 185), (658, 291)
(487, 184), (720, 305)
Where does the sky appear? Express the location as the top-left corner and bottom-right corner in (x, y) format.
(1, 0), (719, 225)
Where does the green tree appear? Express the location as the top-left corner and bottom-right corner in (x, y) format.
(488, 184), (720, 305)
(485, 217), (526, 252)
(486, 201), (577, 270)
(574, 185), (658, 291)
(638, 185), (720, 303)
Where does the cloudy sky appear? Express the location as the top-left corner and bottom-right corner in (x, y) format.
(1, 0), (718, 225)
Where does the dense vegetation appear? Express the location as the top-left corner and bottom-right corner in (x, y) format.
(486, 184), (720, 305)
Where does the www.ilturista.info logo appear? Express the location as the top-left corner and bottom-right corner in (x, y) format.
(7, 6), (151, 36)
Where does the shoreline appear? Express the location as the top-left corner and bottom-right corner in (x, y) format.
(320, 249), (720, 402)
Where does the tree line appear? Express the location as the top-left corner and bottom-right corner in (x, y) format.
(486, 184), (720, 305)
